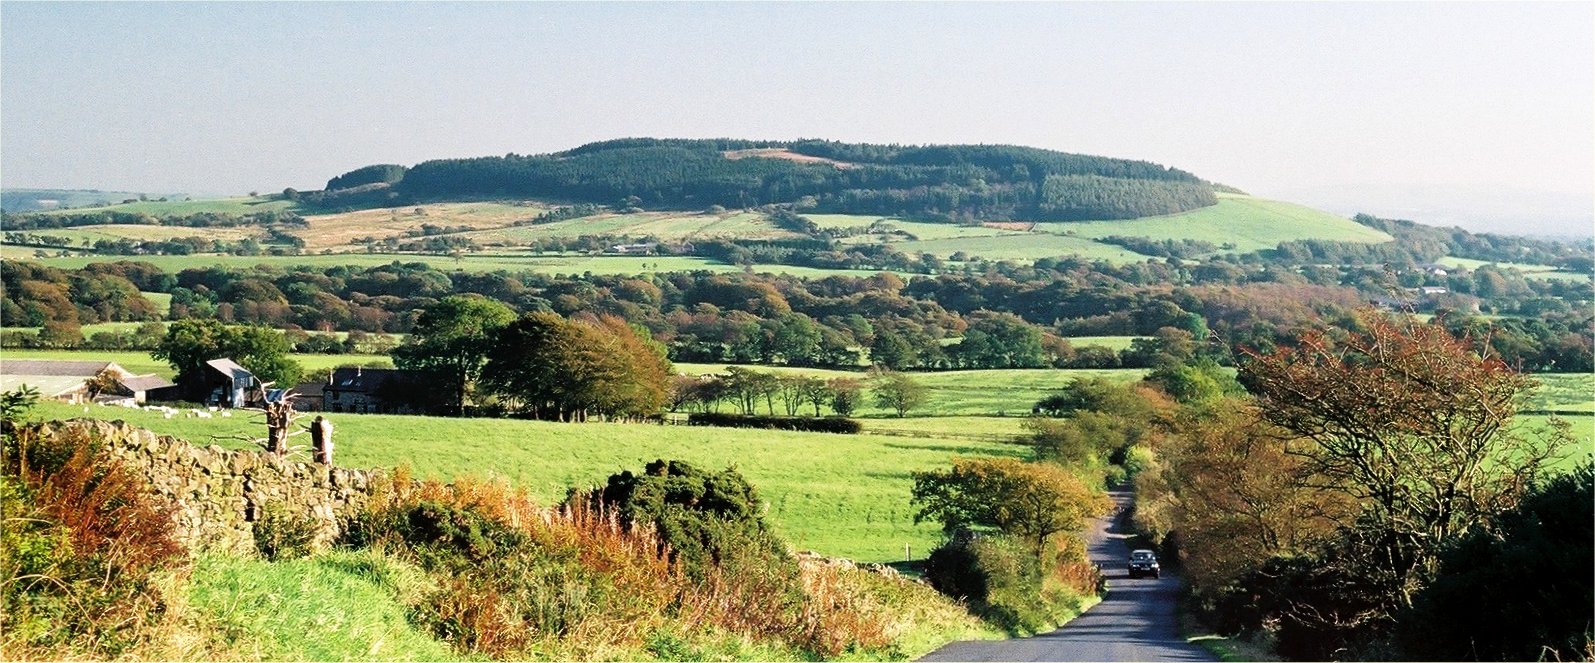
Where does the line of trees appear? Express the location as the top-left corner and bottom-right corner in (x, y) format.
(309, 138), (1218, 221)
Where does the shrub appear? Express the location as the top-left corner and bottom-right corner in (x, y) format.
(251, 503), (319, 561)
(1398, 463), (1595, 661)
(923, 533), (1089, 635)
(0, 423), (184, 658)
(687, 411), (862, 434)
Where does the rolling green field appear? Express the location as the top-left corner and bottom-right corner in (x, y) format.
(455, 210), (799, 246)
(3, 321), (160, 337)
(676, 363), (1150, 417)
(38, 195), (295, 217)
(1038, 194), (1394, 253)
(1525, 373), (1595, 413)
(10, 193), (1409, 269)
(5, 250), (885, 278)
(27, 400), (1022, 563)
(4, 224), (265, 243)
(2, 349), (392, 378)
(1065, 336), (1144, 351)
(1439, 256), (1592, 282)
(873, 233), (1151, 263)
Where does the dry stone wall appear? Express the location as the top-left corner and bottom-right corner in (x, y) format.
(26, 419), (383, 554)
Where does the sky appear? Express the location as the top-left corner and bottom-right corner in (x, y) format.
(2, 2), (1591, 233)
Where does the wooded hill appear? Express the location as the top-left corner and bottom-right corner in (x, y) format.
(306, 138), (1220, 221)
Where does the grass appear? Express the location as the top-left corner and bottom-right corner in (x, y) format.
(1525, 373), (1595, 413)
(675, 363), (1151, 417)
(1037, 195), (1394, 253)
(1516, 414), (1595, 473)
(299, 202), (549, 250)
(38, 195), (296, 217)
(3, 224), (265, 243)
(457, 209), (799, 246)
(185, 550), (457, 661)
(7, 250), (885, 278)
(1440, 256), (1593, 282)
(29, 400), (1023, 563)
(2, 349), (391, 378)
(874, 233), (1151, 263)
(1066, 336), (1144, 351)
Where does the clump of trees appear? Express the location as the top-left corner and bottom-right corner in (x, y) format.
(153, 318), (303, 389)
(389, 295), (672, 420)
(912, 457), (1109, 634)
(1134, 309), (1580, 659)
(480, 312), (671, 421)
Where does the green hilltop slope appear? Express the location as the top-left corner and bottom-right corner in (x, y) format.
(2, 139), (1406, 267)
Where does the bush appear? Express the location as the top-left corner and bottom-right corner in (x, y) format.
(687, 411), (862, 434)
(1398, 463), (1595, 661)
(0, 423), (185, 658)
(923, 533), (1090, 635)
(251, 503), (319, 561)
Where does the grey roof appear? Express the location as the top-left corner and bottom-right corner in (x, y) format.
(1, 359), (121, 377)
(0, 375), (89, 397)
(328, 367), (414, 394)
(204, 358), (255, 382)
(293, 381), (326, 397)
(119, 374), (176, 392)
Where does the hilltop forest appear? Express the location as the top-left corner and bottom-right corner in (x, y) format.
(299, 138), (1218, 221)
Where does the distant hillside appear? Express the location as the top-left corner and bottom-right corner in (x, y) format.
(0, 188), (168, 213)
(306, 138), (1220, 221)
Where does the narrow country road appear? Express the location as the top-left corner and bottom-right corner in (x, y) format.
(919, 490), (1215, 662)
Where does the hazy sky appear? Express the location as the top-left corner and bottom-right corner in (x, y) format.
(3, 2), (1591, 214)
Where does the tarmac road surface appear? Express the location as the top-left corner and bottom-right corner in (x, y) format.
(918, 490), (1216, 662)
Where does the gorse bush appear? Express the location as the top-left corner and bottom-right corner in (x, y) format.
(342, 462), (928, 660)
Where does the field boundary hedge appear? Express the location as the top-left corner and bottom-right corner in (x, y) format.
(687, 412), (862, 434)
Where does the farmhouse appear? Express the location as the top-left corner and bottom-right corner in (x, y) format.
(183, 358), (260, 408)
(604, 242), (657, 255)
(291, 380), (326, 411)
(0, 359), (175, 405)
(322, 367), (424, 414)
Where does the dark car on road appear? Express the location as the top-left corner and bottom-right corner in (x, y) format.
(1128, 549), (1161, 579)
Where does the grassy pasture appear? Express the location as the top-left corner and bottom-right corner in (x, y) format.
(298, 202), (549, 250)
(10, 251), (886, 278)
(881, 233), (1151, 263)
(4, 224), (265, 243)
(834, 219), (1020, 242)
(1440, 256), (1592, 282)
(1035, 195), (1394, 254)
(27, 400), (1022, 563)
(1065, 336), (1144, 351)
(457, 210), (798, 246)
(675, 363), (1150, 417)
(1525, 373), (1595, 413)
(1, 349), (392, 379)
(39, 195), (295, 217)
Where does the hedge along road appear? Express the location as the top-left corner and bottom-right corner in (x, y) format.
(920, 490), (1215, 662)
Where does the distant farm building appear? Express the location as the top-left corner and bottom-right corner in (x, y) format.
(291, 381), (326, 411)
(604, 243), (657, 255)
(180, 358), (260, 408)
(322, 367), (425, 414)
(0, 359), (175, 405)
